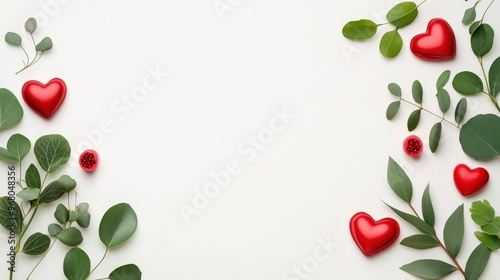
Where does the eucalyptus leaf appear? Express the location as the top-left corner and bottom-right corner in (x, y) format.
(386, 101), (401, 120)
(421, 184), (435, 227)
(385, 202), (436, 236)
(76, 212), (91, 228)
(480, 217), (500, 235)
(109, 264), (142, 280)
(407, 109), (421, 131)
(55, 203), (70, 224)
(388, 83), (402, 97)
(474, 231), (500, 250)
(63, 247), (90, 280)
(58, 175), (77, 192)
(342, 20), (378, 40)
(5, 32), (22, 46)
(386, 2), (418, 28)
(469, 21), (482, 35)
(17, 188), (40, 201)
(462, 6), (477, 25)
(22, 232), (50, 255)
(26, 164), (41, 189)
(400, 234), (439, 249)
(48, 223), (63, 236)
(412, 80), (423, 104)
(99, 203), (138, 248)
(0, 196), (23, 234)
(25, 18), (37, 33)
(454, 98), (467, 125)
(39, 180), (66, 204)
(470, 200), (495, 226)
(489, 56), (500, 97)
(400, 259), (457, 279)
(7, 134), (31, 162)
(452, 71), (484, 95)
(387, 157), (413, 203)
(0, 88), (24, 131)
(436, 88), (451, 113)
(34, 134), (71, 173)
(436, 70), (451, 89)
(379, 29), (403, 58)
(0, 148), (18, 163)
(57, 227), (83, 247)
(459, 114), (500, 160)
(429, 122), (442, 153)
(465, 244), (491, 280)
(35, 37), (53, 52)
(443, 204), (464, 258)
(471, 24), (494, 57)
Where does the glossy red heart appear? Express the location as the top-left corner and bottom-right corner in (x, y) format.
(410, 18), (456, 61)
(349, 212), (400, 257)
(22, 78), (67, 119)
(453, 164), (489, 196)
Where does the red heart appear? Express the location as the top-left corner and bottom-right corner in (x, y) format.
(349, 212), (400, 257)
(410, 18), (456, 61)
(453, 164), (489, 196)
(22, 78), (67, 119)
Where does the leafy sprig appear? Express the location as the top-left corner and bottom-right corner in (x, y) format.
(387, 70), (468, 153)
(385, 157), (491, 280)
(342, 1), (427, 58)
(470, 200), (500, 250)
(5, 18), (53, 74)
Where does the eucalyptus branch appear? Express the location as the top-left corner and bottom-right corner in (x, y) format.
(400, 97), (461, 129)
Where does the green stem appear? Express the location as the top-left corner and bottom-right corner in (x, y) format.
(480, 0), (495, 23)
(26, 238), (58, 280)
(477, 57), (500, 112)
(15, 52), (44, 75)
(400, 98), (461, 129)
(89, 248), (109, 277)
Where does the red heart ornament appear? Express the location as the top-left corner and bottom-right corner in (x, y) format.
(349, 212), (400, 257)
(22, 78), (67, 119)
(410, 18), (456, 61)
(453, 164), (489, 196)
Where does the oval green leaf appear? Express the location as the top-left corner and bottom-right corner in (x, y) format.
(462, 6), (477, 25)
(342, 19), (378, 40)
(17, 188), (40, 201)
(489, 56), (500, 97)
(454, 98), (467, 125)
(470, 200), (495, 226)
(474, 231), (500, 250)
(76, 212), (91, 228)
(57, 227), (83, 247)
(7, 134), (31, 163)
(400, 259), (457, 279)
(22, 232), (50, 255)
(109, 264), (142, 280)
(443, 204), (464, 258)
(480, 217), (500, 235)
(465, 244), (492, 280)
(386, 2), (418, 28)
(379, 29), (403, 58)
(387, 157), (413, 203)
(470, 21), (481, 34)
(407, 109), (421, 131)
(35, 37), (53, 52)
(452, 71), (484, 95)
(412, 80), (423, 104)
(48, 223), (63, 236)
(26, 164), (41, 189)
(55, 203), (70, 224)
(63, 247), (90, 280)
(34, 134), (71, 173)
(386, 101), (401, 120)
(421, 184), (435, 226)
(0, 196), (23, 234)
(436, 70), (451, 89)
(5, 32), (22, 46)
(0, 88), (24, 131)
(25, 18), (37, 33)
(471, 24), (494, 57)
(99, 203), (138, 248)
(429, 122), (442, 153)
(436, 88), (451, 113)
(400, 234), (439, 249)
(388, 82), (402, 97)
(459, 114), (500, 160)
(39, 180), (66, 204)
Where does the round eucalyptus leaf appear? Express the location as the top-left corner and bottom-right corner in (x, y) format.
(452, 71), (484, 95)
(471, 24), (494, 57)
(63, 247), (90, 280)
(386, 1), (418, 28)
(109, 264), (142, 280)
(99, 203), (138, 248)
(55, 203), (70, 224)
(342, 19), (378, 40)
(5, 32), (22, 46)
(25, 18), (37, 33)
(57, 227), (83, 246)
(460, 114), (500, 160)
(379, 29), (403, 58)
(48, 223), (63, 236)
(35, 37), (53, 52)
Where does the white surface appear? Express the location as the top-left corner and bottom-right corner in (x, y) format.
(0, 0), (499, 279)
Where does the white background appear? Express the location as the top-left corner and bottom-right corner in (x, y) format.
(0, 0), (499, 279)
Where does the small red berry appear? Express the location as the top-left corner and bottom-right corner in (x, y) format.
(79, 150), (99, 172)
(403, 135), (423, 158)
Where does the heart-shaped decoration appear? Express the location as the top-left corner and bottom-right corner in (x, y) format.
(22, 78), (67, 119)
(349, 212), (400, 257)
(410, 18), (456, 61)
(453, 164), (489, 196)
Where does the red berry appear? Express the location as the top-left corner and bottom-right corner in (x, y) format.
(79, 150), (99, 172)
(403, 135), (423, 158)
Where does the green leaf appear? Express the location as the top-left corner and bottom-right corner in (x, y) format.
(465, 244), (491, 280)
(421, 184), (435, 227)
(17, 188), (40, 201)
(436, 70), (451, 89)
(385, 202), (435, 236)
(452, 71), (484, 95)
(400, 259), (457, 279)
(63, 247), (91, 280)
(470, 21), (482, 34)
(0, 88), (24, 131)
(429, 122), (442, 153)
(39, 180), (66, 204)
(342, 19), (378, 40)
(386, 101), (401, 120)
(76, 212), (91, 228)
(35, 37), (53, 52)
(459, 114), (500, 160)
(481, 217), (500, 235)
(25, 18), (37, 33)
(7, 134), (31, 163)
(26, 164), (41, 189)
(55, 203), (70, 224)
(34, 134), (71, 173)
(436, 88), (451, 113)
(99, 203), (138, 248)
(0, 196), (23, 234)
(379, 29), (403, 58)
(400, 234), (439, 249)
(407, 109), (421, 131)
(412, 80), (423, 104)
(22, 232), (50, 255)
(76, 202), (89, 213)
(48, 223), (63, 236)
(109, 264), (142, 280)
(0, 148), (18, 162)
(471, 24), (494, 57)
(474, 231), (500, 250)
(470, 200), (495, 226)
(58, 175), (77, 192)
(462, 6), (477, 25)
(388, 83), (402, 97)
(454, 98), (467, 125)
(5, 32), (22, 46)
(443, 204), (464, 258)
(489, 56), (500, 97)
(387, 157), (413, 203)
(57, 227), (83, 247)
(386, 2), (418, 28)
